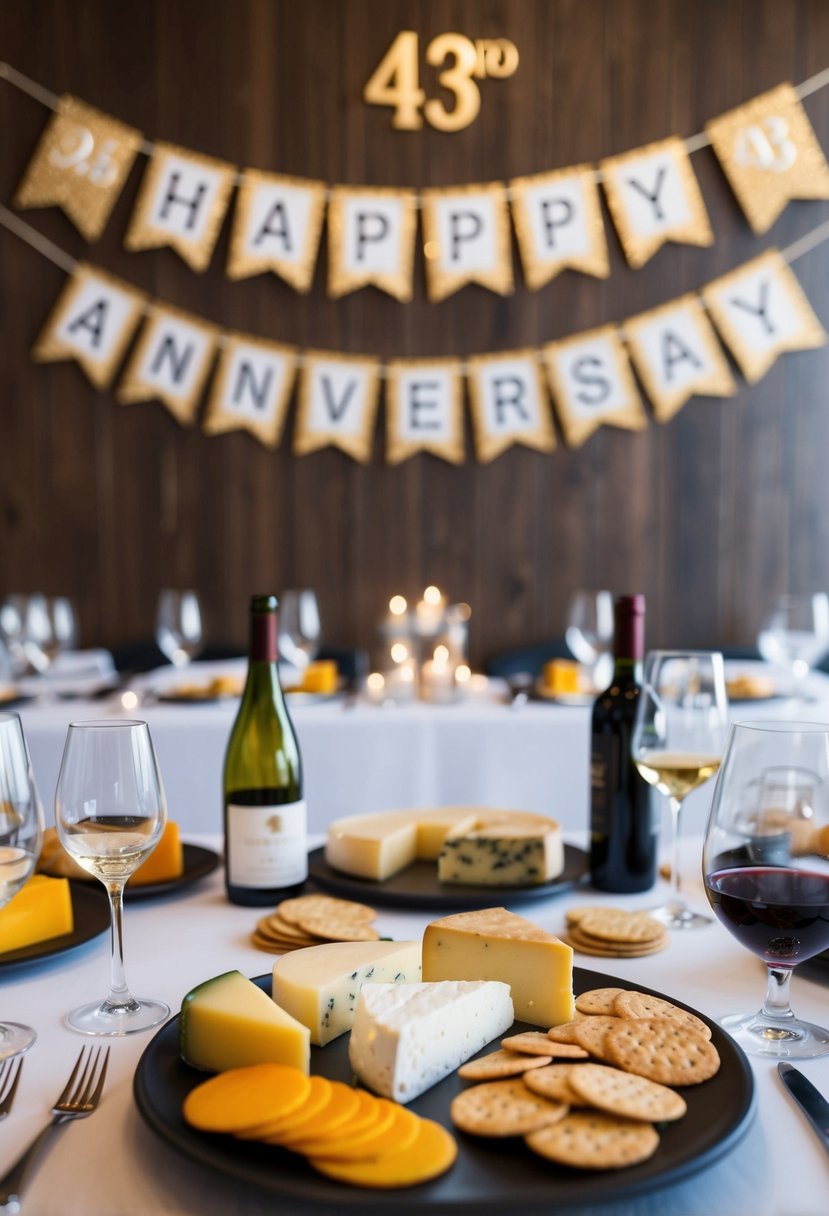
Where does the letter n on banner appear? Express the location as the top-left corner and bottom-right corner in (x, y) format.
(32, 263), (146, 389)
(386, 359), (464, 464)
(295, 352), (380, 463)
(421, 184), (513, 302)
(624, 295), (736, 423)
(466, 351), (555, 462)
(544, 326), (646, 448)
(117, 305), (218, 424)
(125, 143), (236, 271)
(509, 166), (609, 289)
(702, 249), (827, 384)
(203, 334), (296, 448)
(327, 187), (417, 301)
(227, 170), (326, 291)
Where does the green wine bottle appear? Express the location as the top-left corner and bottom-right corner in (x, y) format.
(223, 595), (306, 906)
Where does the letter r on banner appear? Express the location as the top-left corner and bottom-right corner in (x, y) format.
(466, 350), (555, 461)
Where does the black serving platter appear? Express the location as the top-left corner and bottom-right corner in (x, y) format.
(0, 880), (109, 970)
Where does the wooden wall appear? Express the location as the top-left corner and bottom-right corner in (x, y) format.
(2, 0), (829, 666)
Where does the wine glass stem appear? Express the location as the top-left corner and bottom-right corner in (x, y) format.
(668, 795), (686, 911)
(105, 880), (132, 1007)
(762, 965), (795, 1022)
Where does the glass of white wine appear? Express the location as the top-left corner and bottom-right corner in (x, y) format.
(632, 651), (729, 929)
(0, 713), (43, 1058)
(55, 720), (170, 1035)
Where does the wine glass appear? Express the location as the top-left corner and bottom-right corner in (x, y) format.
(50, 596), (79, 653)
(55, 720), (170, 1035)
(0, 713), (43, 1058)
(21, 594), (60, 674)
(0, 596), (29, 678)
(156, 590), (204, 667)
(703, 721), (829, 1058)
(278, 590), (321, 672)
(632, 651), (729, 929)
(565, 590), (614, 689)
(757, 593), (829, 701)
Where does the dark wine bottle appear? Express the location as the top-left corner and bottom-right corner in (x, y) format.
(223, 595), (306, 906)
(589, 594), (657, 893)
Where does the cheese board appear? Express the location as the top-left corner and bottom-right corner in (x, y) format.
(0, 881), (109, 970)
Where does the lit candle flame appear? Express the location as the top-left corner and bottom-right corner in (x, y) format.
(389, 595), (407, 616)
(390, 642), (408, 663)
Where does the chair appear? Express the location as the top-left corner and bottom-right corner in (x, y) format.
(485, 640), (571, 680)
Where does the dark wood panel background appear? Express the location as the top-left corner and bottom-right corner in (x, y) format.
(1, 0), (829, 666)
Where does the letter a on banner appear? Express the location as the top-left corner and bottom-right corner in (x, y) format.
(295, 352), (381, 463)
(327, 187), (417, 301)
(466, 350), (555, 462)
(421, 184), (513, 301)
(15, 96), (144, 242)
(203, 334), (297, 448)
(544, 326), (646, 447)
(601, 137), (713, 268)
(227, 170), (326, 291)
(706, 83), (829, 234)
(509, 166), (609, 289)
(125, 143), (236, 271)
(32, 263), (146, 388)
(118, 305), (218, 424)
(386, 359), (464, 464)
(624, 295), (736, 423)
(702, 249), (826, 383)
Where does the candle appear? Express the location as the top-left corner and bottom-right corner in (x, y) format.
(414, 585), (446, 637)
(422, 647), (456, 704)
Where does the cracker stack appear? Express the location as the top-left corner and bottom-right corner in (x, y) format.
(562, 907), (668, 957)
(251, 894), (380, 954)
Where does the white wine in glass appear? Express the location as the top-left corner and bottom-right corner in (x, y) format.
(56, 720), (169, 1035)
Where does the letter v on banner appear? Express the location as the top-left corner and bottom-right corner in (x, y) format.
(295, 351), (381, 462)
(117, 304), (219, 424)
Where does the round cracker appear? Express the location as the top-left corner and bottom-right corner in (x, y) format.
(525, 1110), (660, 1170)
(451, 1079), (567, 1136)
(565, 905), (612, 927)
(571, 1016), (622, 1061)
(547, 1015), (589, 1044)
(502, 1031), (566, 1057)
(566, 1062), (688, 1122)
(604, 1017), (721, 1086)
(612, 991), (712, 1039)
(522, 1064), (581, 1104)
(278, 894), (375, 926)
(575, 987), (627, 1015)
(290, 913), (381, 942)
(577, 910), (664, 944)
(458, 1049), (551, 1080)
(563, 932), (668, 959)
(258, 915), (316, 942)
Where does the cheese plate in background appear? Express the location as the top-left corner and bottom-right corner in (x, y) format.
(0, 880), (109, 970)
(37, 841), (221, 902)
(133, 968), (756, 1212)
(307, 844), (588, 910)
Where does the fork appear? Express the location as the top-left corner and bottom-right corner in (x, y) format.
(0, 1057), (24, 1121)
(0, 1046), (109, 1213)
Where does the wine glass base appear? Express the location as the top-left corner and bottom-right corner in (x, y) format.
(648, 903), (713, 930)
(720, 1009), (829, 1059)
(65, 996), (170, 1037)
(0, 1022), (37, 1060)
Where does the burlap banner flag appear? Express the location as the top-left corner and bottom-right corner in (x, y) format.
(125, 143), (236, 271)
(544, 325), (646, 447)
(421, 184), (513, 301)
(227, 170), (326, 291)
(385, 359), (465, 465)
(624, 295), (736, 423)
(118, 304), (218, 424)
(15, 96), (143, 241)
(702, 248), (827, 383)
(707, 83), (829, 234)
(203, 333), (297, 448)
(509, 166), (609, 289)
(32, 263), (146, 388)
(295, 351), (381, 463)
(601, 137), (713, 268)
(327, 187), (417, 301)
(466, 350), (555, 462)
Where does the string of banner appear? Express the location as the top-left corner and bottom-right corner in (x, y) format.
(2, 63), (829, 461)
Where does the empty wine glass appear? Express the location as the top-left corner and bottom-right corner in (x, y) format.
(632, 651), (729, 929)
(0, 713), (43, 1058)
(0, 596), (28, 678)
(156, 590), (203, 667)
(21, 594), (59, 674)
(757, 593), (829, 701)
(565, 590), (614, 689)
(55, 720), (169, 1035)
(50, 597), (79, 653)
(278, 590), (321, 671)
(703, 721), (829, 1057)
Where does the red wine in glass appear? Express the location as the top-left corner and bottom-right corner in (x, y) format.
(706, 867), (829, 966)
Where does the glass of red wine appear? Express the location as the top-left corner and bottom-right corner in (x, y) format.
(703, 721), (829, 1058)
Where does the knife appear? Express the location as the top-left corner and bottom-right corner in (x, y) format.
(778, 1061), (829, 1158)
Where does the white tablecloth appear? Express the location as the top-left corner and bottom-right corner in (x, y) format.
(2, 835), (828, 1216)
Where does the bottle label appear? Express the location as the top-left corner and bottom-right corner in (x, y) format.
(227, 800), (307, 888)
(590, 735), (619, 835)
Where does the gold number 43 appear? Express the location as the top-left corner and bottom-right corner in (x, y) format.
(364, 30), (519, 132)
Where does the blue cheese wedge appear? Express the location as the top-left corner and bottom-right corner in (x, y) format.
(437, 811), (563, 886)
(348, 980), (514, 1104)
(272, 940), (421, 1046)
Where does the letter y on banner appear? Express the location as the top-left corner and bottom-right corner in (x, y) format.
(295, 352), (381, 462)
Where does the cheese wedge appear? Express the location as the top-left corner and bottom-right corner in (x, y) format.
(179, 970), (310, 1073)
(272, 940), (422, 1045)
(0, 874), (73, 953)
(348, 980), (514, 1103)
(130, 821), (184, 885)
(422, 907), (574, 1027)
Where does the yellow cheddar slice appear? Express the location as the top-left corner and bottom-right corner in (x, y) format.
(130, 821), (184, 886)
(0, 874), (73, 953)
(179, 970), (310, 1073)
(422, 907), (574, 1027)
(310, 1117), (458, 1188)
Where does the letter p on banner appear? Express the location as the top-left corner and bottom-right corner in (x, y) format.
(327, 187), (417, 301)
(421, 183), (513, 301)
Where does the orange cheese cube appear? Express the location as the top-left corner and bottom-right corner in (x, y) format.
(0, 874), (74, 952)
(301, 661), (338, 694)
(542, 659), (582, 694)
(129, 821), (184, 886)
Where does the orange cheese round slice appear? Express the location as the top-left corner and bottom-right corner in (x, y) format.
(183, 1064), (311, 1133)
(237, 1075), (333, 1140)
(288, 1092), (396, 1156)
(262, 1080), (361, 1145)
(310, 1117), (458, 1188)
(309, 1101), (420, 1162)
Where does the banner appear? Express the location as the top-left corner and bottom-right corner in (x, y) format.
(544, 326), (646, 447)
(421, 184), (513, 301)
(227, 170), (325, 291)
(386, 359), (464, 464)
(294, 352), (381, 462)
(509, 166), (609, 288)
(467, 350), (555, 461)
(327, 187), (417, 301)
(203, 334), (296, 448)
(118, 304), (218, 423)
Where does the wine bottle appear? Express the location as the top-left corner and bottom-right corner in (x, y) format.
(223, 595), (306, 906)
(589, 594), (657, 893)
